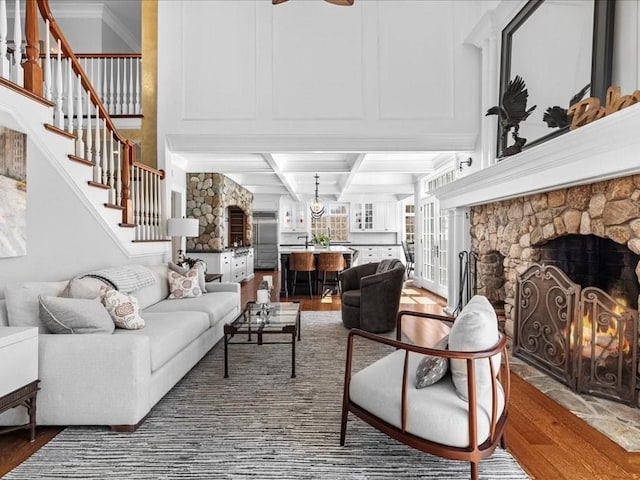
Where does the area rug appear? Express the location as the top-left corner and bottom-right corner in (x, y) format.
(6, 312), (529, 479)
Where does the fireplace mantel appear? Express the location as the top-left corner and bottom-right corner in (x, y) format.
(436, 103), (640, 209)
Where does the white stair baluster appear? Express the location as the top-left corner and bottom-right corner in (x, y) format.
(103, 57), (108, 113)
(135, 58), (141, 114)
(122, 56), (128, 114)
(94, 104), (101, 181)
(109, 57), (114, 116)
(101, 117), (108, 185)
(0, 0), (10, 79)
(54, 40), (63, 129)
(128, 57), (134, 114)
(12, 0), (22, 87)
(115, 57), (121, 115)
(114, 136), (122, 207)
(75, 73), (84, 156)
(66, 60), (73, 134)
(86, 90), (94, 171)
(108, 132), (115, 205)
(43, 20), (52, 100)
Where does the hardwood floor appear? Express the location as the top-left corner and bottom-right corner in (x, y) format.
(2, 270), (640, 478)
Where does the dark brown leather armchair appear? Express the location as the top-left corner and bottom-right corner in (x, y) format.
(339, 258), (405, 333)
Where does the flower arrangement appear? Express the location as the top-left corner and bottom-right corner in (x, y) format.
(312, 233), (330, 247)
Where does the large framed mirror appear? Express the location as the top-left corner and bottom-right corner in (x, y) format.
(497, 0), (615, 156)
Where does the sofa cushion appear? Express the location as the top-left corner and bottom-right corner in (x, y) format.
(144, 291), (238, 328)
(114, 311), (210, 372)
(5, 281), (68, 333)
(39, 295), (115, 334)
(134, 265), (170, 310)
(349, 348), (504, 448)
(448, 295), (501, 401)
(341, 289), (361, 308)
(101, 289), (145, 330)
(167, 267), (203, 299)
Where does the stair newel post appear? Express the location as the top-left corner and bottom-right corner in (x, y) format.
(120, 141), (134, 226)
(75, 73), (84, 156)
(65, 59), (73, 134)
(13, 0), (24, 88)
(0, 0), (9, 79)
(43, 20), (52, 101)
(22, 0), (42, 96)
(54, 39), (63, 129)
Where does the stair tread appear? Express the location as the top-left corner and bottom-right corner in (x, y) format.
(68, 154), (94, 167)
(88, 181), (110, 190)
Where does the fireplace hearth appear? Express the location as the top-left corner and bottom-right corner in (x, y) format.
(515, 263), (639, 406)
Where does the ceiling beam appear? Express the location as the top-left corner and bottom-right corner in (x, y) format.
(337, 153), (365, 202)
(262, 153), (300, 202)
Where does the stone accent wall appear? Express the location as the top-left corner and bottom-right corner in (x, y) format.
(470, 175), (640, 337)
(186, 173), (253, 252)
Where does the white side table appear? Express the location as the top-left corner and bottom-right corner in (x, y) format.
(0, 327), (39, 442)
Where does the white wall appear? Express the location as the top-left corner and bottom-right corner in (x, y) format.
(157, 0), (482, 167)
(0, 90), (165, 296)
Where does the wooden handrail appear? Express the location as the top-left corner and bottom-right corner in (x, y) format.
(39, 52), (142, 59)
(134, 162), (165, 179)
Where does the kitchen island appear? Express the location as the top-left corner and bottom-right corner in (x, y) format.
(279, 246), (355, 297)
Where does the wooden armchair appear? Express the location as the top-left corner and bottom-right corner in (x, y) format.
(340, 296), (510, 480)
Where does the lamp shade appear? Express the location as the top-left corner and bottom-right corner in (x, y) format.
(167, 217), (199, 237)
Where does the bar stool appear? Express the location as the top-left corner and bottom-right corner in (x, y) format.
(290, 251), (316, 298)
(317, 251), (346, 297)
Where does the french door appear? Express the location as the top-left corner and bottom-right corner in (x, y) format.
(420, 198), (448, 298)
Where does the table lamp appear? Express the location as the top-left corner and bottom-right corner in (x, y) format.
(167, 217), (199, 264)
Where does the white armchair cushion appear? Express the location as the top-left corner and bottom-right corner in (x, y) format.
(350, 349), (504, 448)
(448, 295), (501, 401)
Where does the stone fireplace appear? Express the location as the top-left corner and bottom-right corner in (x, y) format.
(469, 175), (640, 339)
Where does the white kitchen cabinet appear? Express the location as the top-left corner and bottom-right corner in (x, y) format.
(350, 203), (374, 231)
(374, 202), (399, 232)
(353, 245), (403, 265)
(281, 199), (308, 233)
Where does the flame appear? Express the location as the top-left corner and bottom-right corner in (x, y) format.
(569, 297), (631, 357)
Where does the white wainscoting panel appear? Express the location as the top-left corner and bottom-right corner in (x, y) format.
(377, 1), (454, 120)
(271, 2), (364, 119)
(182, 1), (257, 120)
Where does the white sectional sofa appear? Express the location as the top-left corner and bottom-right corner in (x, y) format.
(0, 264), (241, 430)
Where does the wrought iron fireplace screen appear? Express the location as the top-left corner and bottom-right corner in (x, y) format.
(515, 263), (639, 407)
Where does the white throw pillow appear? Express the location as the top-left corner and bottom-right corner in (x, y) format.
(167, 267), (203, 299)
(61, 276), (109, 299)
(448, 295), (501, 401)
(39, 295), (115, 334)
(101, 289), (145, 329)
(415, 334), (449, 388)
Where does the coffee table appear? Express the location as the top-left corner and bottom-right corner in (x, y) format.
(223, 301), (301, 378)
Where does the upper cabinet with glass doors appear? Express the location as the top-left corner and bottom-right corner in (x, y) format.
(350, 202), (399, 232)
(280, 198), (308, 233)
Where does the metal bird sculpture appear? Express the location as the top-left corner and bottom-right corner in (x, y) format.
(486, 75), (537, 157)
(543, 83), (591, 129)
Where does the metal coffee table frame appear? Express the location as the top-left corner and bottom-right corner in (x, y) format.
(224, 301), (301, 378)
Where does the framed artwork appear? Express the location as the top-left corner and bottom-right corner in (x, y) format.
(0, 125), (27, 258)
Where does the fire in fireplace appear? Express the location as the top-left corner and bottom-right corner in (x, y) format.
(514, 262), (639, 407)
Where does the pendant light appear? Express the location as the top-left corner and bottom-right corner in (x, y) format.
(309, 174), (325, 219)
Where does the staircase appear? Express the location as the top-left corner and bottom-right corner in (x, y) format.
(0, 0), (168, 257)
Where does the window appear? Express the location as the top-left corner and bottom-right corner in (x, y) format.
(310, 203), (349, 242)
(404, 203), (415, 243)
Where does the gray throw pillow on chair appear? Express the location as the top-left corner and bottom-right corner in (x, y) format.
(415, 335), (449, 388)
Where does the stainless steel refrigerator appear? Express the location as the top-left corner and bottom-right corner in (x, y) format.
(252, 212), (279, 270)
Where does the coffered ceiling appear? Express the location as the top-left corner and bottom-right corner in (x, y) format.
(171, 150), (458, 203)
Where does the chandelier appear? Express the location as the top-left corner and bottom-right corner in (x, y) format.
(309, 174), (325, 219)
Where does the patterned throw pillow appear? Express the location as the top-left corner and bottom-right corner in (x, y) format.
(101, 289), (145, 329)
(167, 267), (203, 299)
(415, 335), (449, 389)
